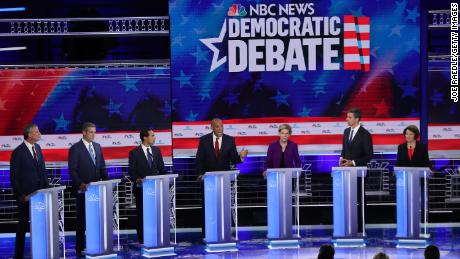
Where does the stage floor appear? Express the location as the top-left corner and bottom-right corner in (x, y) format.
(1, 225), (459, 258)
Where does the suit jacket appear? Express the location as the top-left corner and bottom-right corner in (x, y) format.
(128, 145), (166, 181)
(341, 126), (373, 166)
(10, 142), (49, 198)
(68, 140), (108, 188)
(195, 133), (242, 175)
(265, 140), (301, 170)
(396, 141), (431, 168)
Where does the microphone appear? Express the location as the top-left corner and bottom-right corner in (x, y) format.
(409, 145), (412, 149)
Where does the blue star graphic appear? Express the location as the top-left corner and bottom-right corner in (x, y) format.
(185, 110), (198, 122)
(104, 99), (122, 117)
(314, 85), (326, 97)
(271, 90), (289, 108)
(120, 76), (139, 92)
(224, 92), (240, 106)
(53, 113), (70, 132)
(289, 70), (306, 84)
(405, 7), (420, 23)
(172, 35), (186, 47)
(161, 100), (172, 118)
(253, 81), (263, 93)
(191, 45), (209, 65)
(198, 87), (211, 102)
(401, 84), (418, 98)
(389, 25), (405, 37)
(349, 7), (363, 17)
(431, 91), (444, 107)
(174, 70), (193, 88)
(394, 0), (407, 15)
(200, 20), (227, 72)
(404, 38), (420, 53)
(180, 15), (190, 25)
(329, 0), (347, 14)
(297, 106), (312, 117)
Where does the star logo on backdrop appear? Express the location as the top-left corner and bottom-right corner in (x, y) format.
(104, 99), (122, 117)
(430, 90), (444, 107)
(394, 0), (408, 15)
(174, 70), (193, 88)
(172, 35), (186, 47)
(389, 25), (405, 37)
(400, 84), (418, 98)
(223, 92), (240, 106)
(271, 90), (289, 108)
(297, 106), (312, 117)
(199, 87), (212, 102)
(200, 20), (227, 72)
(373, 99), (391, 117)
(53, 113), (70, 132)
(289, 70), (306, 84)
(185, 110), (198, 121)
(191, 45), (210, 65)
(405, 7), (419, 23)
(161, 100), (173, 118)
(120, 75), (139, 92)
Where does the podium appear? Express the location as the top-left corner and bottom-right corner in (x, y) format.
(30, 186), (66, 259)
(204, 170), (239, 252)
(395, 167), (431, 248)
(142, 174), (178, 258)
(85, 179), (121, 258)
(266, 168), (302, 249)
(331, 166), (367, 247)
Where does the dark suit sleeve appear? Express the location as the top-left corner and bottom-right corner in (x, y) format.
(355, 131), (373, 166)
(37, 146), (50, 188)
(68, 145), (83, 187)
(155, 147), (166, 175)
(341, 129), (347, 158)
(195, 137), (205, 175)
(9, 150), (23, 197)
(396, 144), (403, 167)
(128, 150), (138, 181)
(293, 143), (301, 168)
(229, 137), (242, 165)
(98, 145), (108, 180)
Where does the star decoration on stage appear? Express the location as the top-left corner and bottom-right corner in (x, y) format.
(120, 75), (139, 92)
(223, 92), (240, 106)
(185, 110), (198, 121)
(191, 45), (210, 65)
(198, 87), (212, 102)
(349, 7), (363, 17)
(313, 85), (326, 97)
(400, 84), (418, 98)
(104, 99), (122, 117)
(180, 15), (190, 25)
(161, 100), (173, 118)
(394, 0), (408, 15)
(271, 90), (289, 108)
(430, 90), (444, 107)
(389, 25), (405, 37)
(405, 7), (420, 23)
(174, 70), (193, 88)
(172, 35), (186, 47)
(289, 70), (306, 84)
(297, 106), (312, 117)
(373, 99), (391, 117)
(200, 19), (227, 72)
(404, 37), (420, 53)
(53, 113), (70, 132)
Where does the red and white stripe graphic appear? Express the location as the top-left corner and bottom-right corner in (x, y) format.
(173, 117), (418, 157)
(343, 15), (370, 72)
(428, 124), (460, 157)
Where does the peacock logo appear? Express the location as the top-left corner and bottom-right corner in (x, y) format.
(228, 4), (247, 17)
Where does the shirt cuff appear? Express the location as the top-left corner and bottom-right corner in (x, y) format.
(352, 160), (356, 166)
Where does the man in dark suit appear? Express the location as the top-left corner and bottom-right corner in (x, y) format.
(10, 124), (49, 259)
(195, 118), (248, 237)
(68, 122), (108, 257)
(128, 129), (166, 244)
(339, 108), (373, 234)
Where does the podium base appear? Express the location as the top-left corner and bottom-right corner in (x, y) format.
(85, 252), (118, 259)
(333, 238), (366, 248)
(205, 242), (238, 253)
(141, 246), (176, 258)
(268, 239), (300, 249)
(397, 238), (428, 249)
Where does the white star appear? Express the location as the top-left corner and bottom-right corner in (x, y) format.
(200, 19), (227, 72)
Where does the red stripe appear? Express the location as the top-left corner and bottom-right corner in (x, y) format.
(357, 33), (370, 40)
(344, 31), (357, 39)
(428, 123), (460, 126)
(0, 129), (171, 137)
(344, 47), (360, 54)
(364, 64), (370, 71)
(357, 17), (370, 24)
(344, 15), (355, 23)
(0, 146), (172, 162)
(173, 117), (418, 125)
(173, 135), (405, 149)
(361, 48), (370, 56)
(344, 62), (362, 70)
(429, 139), (460, 150)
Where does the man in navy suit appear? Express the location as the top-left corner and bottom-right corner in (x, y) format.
(10, 124), (49, 259)
(128, 129), (166, 244)
(68, 122), (108, 257)
(339, 108), (373, 234)
(195, 118), (248, 237)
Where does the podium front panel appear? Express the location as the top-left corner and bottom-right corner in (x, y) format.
(30, 192), (49, 258)
(267, 170), (293, 239)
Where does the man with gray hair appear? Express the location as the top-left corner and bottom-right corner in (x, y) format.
(10, 123), (49, 259)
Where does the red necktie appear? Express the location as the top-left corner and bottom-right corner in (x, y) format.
(32, 145), (39, 165)
(215, 138), (219, 159)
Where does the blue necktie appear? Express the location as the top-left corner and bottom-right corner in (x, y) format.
(89, 143), (96, 165)
(348, 129), (354, 145)
(147, 147), (154, 169)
